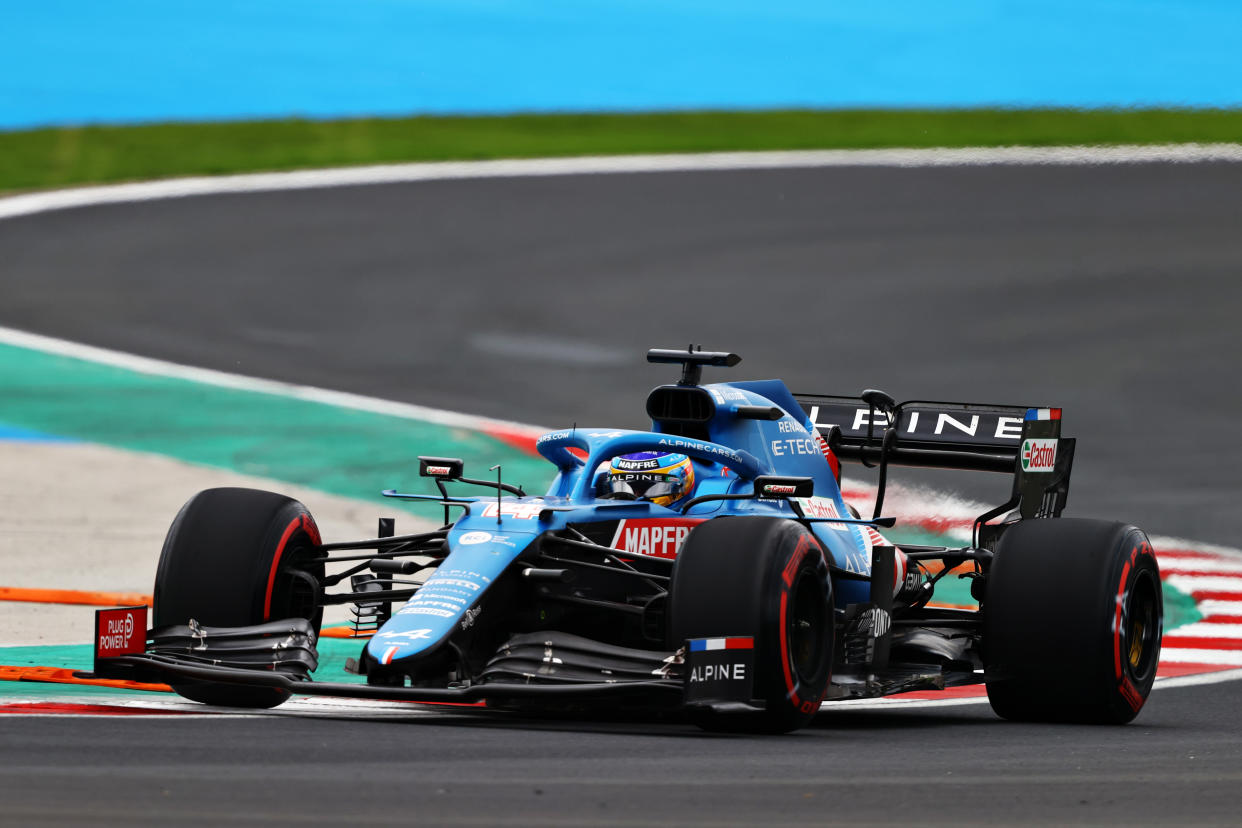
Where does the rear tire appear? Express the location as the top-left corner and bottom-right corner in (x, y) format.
(153, 487), (324, 708)
(668, 517), (833, 733)
(983, 518), (1162, 724)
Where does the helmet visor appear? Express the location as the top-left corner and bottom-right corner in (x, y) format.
(607, 472), (679, 502)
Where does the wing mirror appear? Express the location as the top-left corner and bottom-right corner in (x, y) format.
(419, 457), (464, 479)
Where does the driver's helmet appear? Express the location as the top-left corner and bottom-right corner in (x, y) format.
(604, 451), (696, 507)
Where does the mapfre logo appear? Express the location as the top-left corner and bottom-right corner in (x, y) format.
(610, 518), (705, 560)
(1021, 438), (1058, 472)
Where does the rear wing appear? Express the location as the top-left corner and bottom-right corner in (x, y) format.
(795, 392), (1075, 524)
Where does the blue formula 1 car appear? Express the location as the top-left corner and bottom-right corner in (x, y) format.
(92, 348), (1163, 732)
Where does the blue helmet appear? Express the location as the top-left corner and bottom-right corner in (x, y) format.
(602, 451), (696, 507)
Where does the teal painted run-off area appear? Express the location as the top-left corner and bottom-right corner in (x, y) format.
(0, 342), (549, 511)
(3, 1), (1240, 129)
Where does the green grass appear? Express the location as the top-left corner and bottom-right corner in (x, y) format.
(3, 108), (1242, 194)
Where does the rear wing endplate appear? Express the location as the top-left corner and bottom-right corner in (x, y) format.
(795, 393), (1074, 523)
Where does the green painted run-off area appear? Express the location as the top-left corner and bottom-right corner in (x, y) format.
(0, 342), (548, 509)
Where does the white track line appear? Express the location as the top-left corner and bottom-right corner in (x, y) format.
(1166, 575), (1242, 594)
(828, 666), (1242, 709)
(826, 694), (991, 711)
(1153, 667), (1242, 690)
(1149, 536), (1242, 560)
(3, 144), (1242, 222)
(1158, 648), (1242, 666)
(1166, 622), (1242, 638)
(1161, 559), (1242, 575)
(0, 693), (467, 718)
(1199, 600), (1242, 617)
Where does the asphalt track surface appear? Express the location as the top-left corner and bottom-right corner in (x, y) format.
(0, 681), (1239, 827)
(2, 161), (1241, 825)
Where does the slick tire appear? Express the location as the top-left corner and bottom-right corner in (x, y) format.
(982, 518), (1162, 724)
(153, 487), (324, 708)
(668, 517), (833, 734)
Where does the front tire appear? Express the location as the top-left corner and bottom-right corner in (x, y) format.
(983, 518), (1162, 724)
(668, 517), (833, 733)
(153, 487), (324, 708)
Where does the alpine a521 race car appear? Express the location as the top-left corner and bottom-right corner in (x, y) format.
(91, 348), (1163, 732)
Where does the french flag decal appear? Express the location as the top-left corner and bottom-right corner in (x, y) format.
(380, 645), (400, 665)
(689, 637), (754, 652)
(1025, 408), (1062, 421)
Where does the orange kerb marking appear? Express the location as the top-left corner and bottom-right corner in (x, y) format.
(0, 664), (171, 692)
(481, 426), (541, 456)
(319, 627), (372, 639)
(0, 587), (153, 607)
(0, 702), (190, 716)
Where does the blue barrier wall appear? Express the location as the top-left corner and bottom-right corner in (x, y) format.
(2, 0), (1239, 129)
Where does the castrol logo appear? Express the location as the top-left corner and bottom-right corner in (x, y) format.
(1021, 438), (1058, 472)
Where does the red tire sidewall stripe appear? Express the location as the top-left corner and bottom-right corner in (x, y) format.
(777, 533), (818, 708)
(1113, 554), (1133, 683)
(1113, 538), (1157, 713)
(777, 590), (800, 708)
(263, 514), (319, 621)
